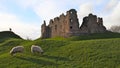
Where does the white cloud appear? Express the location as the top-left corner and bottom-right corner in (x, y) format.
(13, 0), (98, 25)
(34, 1), (61, 21)
(104, 1), (120, 29)
(0, 12), (40, 40)
(78, 3), (93, 24)
(78, 3), (93, 17)
(33, 0), (80, 24)
(14, 0), (70, 24)
(104, 0), (119, 11)
(13, 0), (38, 9)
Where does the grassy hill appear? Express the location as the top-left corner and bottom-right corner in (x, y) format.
(0, 32), (120, 68)
(0, 31), (21, 42)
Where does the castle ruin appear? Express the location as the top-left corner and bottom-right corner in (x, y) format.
(41, 9), (107, 38)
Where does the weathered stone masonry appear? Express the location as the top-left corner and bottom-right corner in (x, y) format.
(41, 9), (107, 38)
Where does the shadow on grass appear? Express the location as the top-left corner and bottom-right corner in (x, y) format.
(67, 32), (120, 41)
(43, 55), (70, 61)
(16, 56), (57, 65)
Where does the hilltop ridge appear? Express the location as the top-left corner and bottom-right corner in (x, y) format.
(0, 31), (22, 42)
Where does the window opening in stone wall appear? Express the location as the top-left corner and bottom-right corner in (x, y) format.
(70, 26), (73, 29)
(52, 21), (53, 24)
(97, 18), (99, 23)
(70, 19), (73, 22)
(55, 25), (57, 30)
(70, 11), (73, 14)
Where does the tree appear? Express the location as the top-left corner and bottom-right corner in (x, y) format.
(109, 25), (120, 33)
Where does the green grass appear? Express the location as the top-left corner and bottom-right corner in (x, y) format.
(0, 31), (21, 42)
(0, 32), (120, 68)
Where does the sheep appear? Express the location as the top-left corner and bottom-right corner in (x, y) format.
(10, 46), (24, 56)
(31, 45), (44, 55)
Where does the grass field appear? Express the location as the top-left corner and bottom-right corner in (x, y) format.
(0, 32), (120, 68)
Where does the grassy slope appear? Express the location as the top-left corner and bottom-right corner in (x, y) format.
(0, 31), (21, 42)
(0, 33), (120, 68)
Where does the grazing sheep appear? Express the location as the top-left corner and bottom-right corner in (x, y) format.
(10, 46), (24, 56)
(31, 45), (44, 55)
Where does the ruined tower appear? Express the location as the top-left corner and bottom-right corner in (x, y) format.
(65, 9), (80, 36)
(80, 13), (106, 33)
(41, 9), (107, 38)
(41, 21), (50, 38)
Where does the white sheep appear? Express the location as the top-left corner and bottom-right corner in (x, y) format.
(31, 45), (44, 55)
(10, 46), (24, 56)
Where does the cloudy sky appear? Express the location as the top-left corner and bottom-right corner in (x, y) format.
(0, 0), (120, 40)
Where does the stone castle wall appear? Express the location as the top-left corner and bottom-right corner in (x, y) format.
(41, 9), (107, 38)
